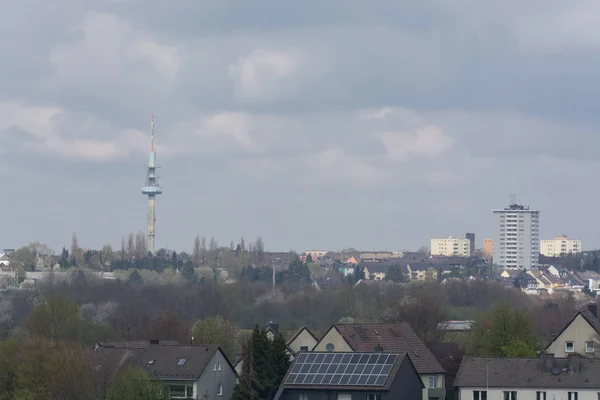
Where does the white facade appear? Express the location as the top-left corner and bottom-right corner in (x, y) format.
(430, 237), (471, 257)
(540, 236), (582, 257)
(459, 388), (599, 400)
(492, 204), (539, 270)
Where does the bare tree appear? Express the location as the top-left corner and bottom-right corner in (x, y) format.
(126, 233), (135, 261)
(120, 238), (126, 260)
(134, 232), (148, 258)
(70, 234), (84, 266)
(255, 236), (265, 264)
(192, 235), (201, 267)
(209, 237), (218, 265)
(200, 236), (207, 264)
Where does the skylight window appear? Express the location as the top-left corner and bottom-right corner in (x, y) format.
(147, 360), (155, 366)
(177, 358), (187, 366)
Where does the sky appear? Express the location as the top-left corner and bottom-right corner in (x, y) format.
(2, 0), (600, 253)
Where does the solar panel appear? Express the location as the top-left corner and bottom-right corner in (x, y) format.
(284, 352), (399, 387)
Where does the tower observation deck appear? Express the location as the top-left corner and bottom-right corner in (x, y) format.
(141, 116), (162, 254)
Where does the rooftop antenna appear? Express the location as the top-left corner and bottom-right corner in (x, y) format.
(141, 116), (163, 255)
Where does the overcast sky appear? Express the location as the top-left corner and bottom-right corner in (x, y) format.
(2, 1), (600, 253)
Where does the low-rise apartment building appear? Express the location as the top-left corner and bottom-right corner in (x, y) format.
(540, 235), (582, 257)
(431, 238), (471, 257)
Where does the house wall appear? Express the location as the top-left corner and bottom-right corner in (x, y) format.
(389, 357), (427, 400)
(195, 350), (237, 400)
(289, 330), (318, 353)
(312, 328), (352, 352)
(546, 314), (597, 357)
(459, 388), (599, 400)
(420, 374), (445, 400)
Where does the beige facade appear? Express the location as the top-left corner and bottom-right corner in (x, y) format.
(287, 328), (318, 353)
(304, 250), (329, 259)
(483, 239), (493, 257)
(546, 314), (597, 357)
(312, 327), (444, 400)
(540, 236), (582, 257)
(430, 237), (471, 257)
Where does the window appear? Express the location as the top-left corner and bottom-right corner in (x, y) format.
(367, 395), (382, 400)
(177, 358), (186, 366)
(568, 393), (578, 400)
(536, 391), (546, 400)
(326, 343), (335, 352)
(217, 384), (223, 397)
(338, 395), (351, 400)
(169, 385), (193, 399)
(299, 394), (308, 400)
(503, 391), (517, 400)
(586, 342), (594, 353)
(474, 391), (487, 400)
(218, 362), (222, 371)
(300, 346), (309, 351)
(565, 341), (575, 353)
(213, 363), (217, 371)
(428, 376), (438, 388)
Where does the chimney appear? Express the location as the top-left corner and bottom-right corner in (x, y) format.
(567, 353), (580, 372)
(540, 353), (554, 372)
(587, 302), (597, 318)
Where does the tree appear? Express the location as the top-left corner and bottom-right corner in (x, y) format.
(255, 236), (265, 264)
(232, 338), (258, 400)
(135, 232), (148, 259)
(181, 263), (197, 284)
(192, 235), (202, 268)
(0, 339), (17, 400)
(70, 233), (84, 266)
(470, 303), (539, 357)
(251, 325), (276, 398)
(105, 367), (167, 400)
(16, 338), (99, 400)
(272, 333), (291, 385)
(25, 294), (81, 342)
(9, 246), (35, 271)
(190, 316), (237, 360)
(384, 265), (406, 283)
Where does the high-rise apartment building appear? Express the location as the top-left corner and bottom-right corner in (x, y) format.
(430, 237), (471, 257)
(540, 235), (582, 257)
(492, 200), (539, 270)
(465, 233), (475, 256)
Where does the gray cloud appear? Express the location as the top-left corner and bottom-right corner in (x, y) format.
(1, 1), (599, 252)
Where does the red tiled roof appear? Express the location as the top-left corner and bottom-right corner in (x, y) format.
(333, 323), (445, 374)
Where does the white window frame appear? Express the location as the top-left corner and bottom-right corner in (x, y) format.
(565, 341), (575, 353)
(217, 384), (223, 397)
(536, 391), (546, 400)
(586, 341), (594, 353)
(503, 391), (517, 400)
(217, 362), (222, 371)
(367, 395), (382, 400)
(568, 392), (578, 400)
(428, 375), (438, 388)
(474, 390), (488, 400)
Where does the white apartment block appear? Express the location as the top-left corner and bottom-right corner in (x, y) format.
(430, 237), (471, 257)
(492, 202), (539, 270)
(540, 235), (582, 257)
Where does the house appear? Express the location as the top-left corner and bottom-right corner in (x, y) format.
(235, 323), (297, 375)
(93, 340), (237, 399)
(363, 263), (390, 281)
(545, 303), (599, 357)
(406, 263), (438, 281)
(274, 351), (424, 400)
(287, 327), (319, 354)
(514, 273), (539, 292)
(455, 353), (600, 400)
(0, 253), (9, 267)
(312, 323), (446, 400)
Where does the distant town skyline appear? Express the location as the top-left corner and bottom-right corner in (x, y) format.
(1, 1), (599, 253)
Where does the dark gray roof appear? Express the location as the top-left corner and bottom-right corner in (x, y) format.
(455, 356), (600, 389)
(95, 340), (180, 349)
(93, 344), (226, 382)
(579, 309), (600, 334)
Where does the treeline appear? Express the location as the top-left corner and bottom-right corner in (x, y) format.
(8, 233), (276, 276)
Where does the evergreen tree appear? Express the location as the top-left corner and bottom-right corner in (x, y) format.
(272, 333), (291, 385)
(251, 326), (276, 397)
(181, 263), (196, 284)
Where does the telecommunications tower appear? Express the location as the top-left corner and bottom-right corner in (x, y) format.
(141, 116), (163, 254)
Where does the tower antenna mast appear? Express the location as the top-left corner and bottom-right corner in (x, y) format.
(141, 116), (163, 254)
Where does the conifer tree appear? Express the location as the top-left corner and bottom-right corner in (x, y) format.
(272, 333), (291, 385)
(251, 325), (276, 397)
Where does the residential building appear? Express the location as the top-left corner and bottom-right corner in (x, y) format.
(304, 250), (329, 260)
(363, 262), (395, 281)
(287, 327), (319, 354)
(274, 351), (424, 400)
(360, 252), (403, 262)
(407, 263), (444, 281)
(492, 201), (540, 269)
(93, 341), (237, 399)
(483, 239), (493, 257)
(540, 236), (582, 257)
(466, 233), (475, 256)
(311, 323), (446, 400)
(430, 238), (471, 257)
(545, 303), (599, 357)
(455, 353), (600, 400)
(0, 253), (9, 267)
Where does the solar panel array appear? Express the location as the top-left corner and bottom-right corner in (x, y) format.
(284, 352), (398, 387)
